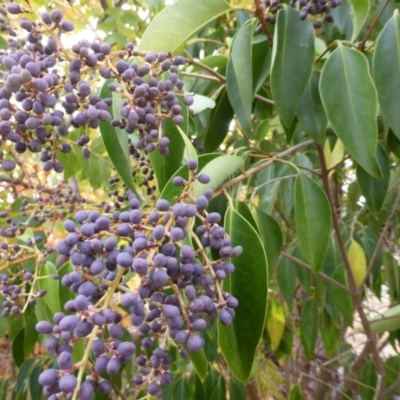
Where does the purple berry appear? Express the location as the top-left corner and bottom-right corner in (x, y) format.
(38, 369), (58, 386)
(197, 173), (210, 184)
(59, 374), (77, 393)
(219, 309), (233, 326)
(187, 335), (204, 352)
(163, 304), (180, 319)
(106, 357), (121, 374)
(36, 321), (53, 334)
(117, 342), (135, 357)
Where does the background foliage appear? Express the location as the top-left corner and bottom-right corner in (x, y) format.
(1, 0), (400, 399)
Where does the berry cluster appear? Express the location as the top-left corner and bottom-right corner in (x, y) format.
(294, 0), (341, 26)
(258, 0), (340, 27)
(0, 6), (79, 173)
(0, 270), (48, 317)
(34, 160), (240, 399)
(0, 5), (193, 173)
(102, 50), (192, 156)
(0, 185), (88, 238)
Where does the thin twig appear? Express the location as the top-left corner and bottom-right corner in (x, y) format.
(185, 58), (274, 106)
(250, 174), (297, 203)
(358, 0), (391, 51)
(316, 144), (386, 400)
(179, 71), (221, 83)
(300, 372), (353, 400)
(362, 189), (400, 286)
(253, 0), (273, 45)
(281, 252), (352, 294)
(213, 140), (313, 197)
(0, 175), (57, 194)
(274, 205), (296, 231)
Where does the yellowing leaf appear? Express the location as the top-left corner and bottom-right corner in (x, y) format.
(369, 304), (400, 333)
(266, 300), (285, 351)
(324, 140), (332, 169)
(330, 139), (344, 169)
(347, 239), (367, 287)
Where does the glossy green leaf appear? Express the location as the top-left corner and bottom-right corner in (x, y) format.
(210, 377), (226, 400)
(219, 206), (268, 381)
(297, 71), (327, 144)
(229, 378), (247, 400)
(300, 298), (319, 359)
(0, 379), (9, 400)
(255, 118), (270, 143)
(226, 19), (257, 136)
(271, 7), (315, 127)
(203, 324), (218, 363)
(320, 45), (381, 178)
(330, 0), (352, 34)
(58, 263), (75, 311)
(254, 86), (274, 121)
(294, 248), (312, 295)
(139, 0), (231, 53)
(329, 265), (354, 326)
(204, 369), (222, 398)
(76, 148), (109, 190)
(384, 253), (400, 303)
(321, 313), (341, 358)
(34, 298), (48, 327)
(374, 12), (400, 140)
(356, 144), (390, 213)
(256, 163), (289, 214)
(252, 35), (271, 96)
(232, 201), (257, 232)
(282, 116), (299, 144)
(98, 80), (138, 196)
(294, 173), (332, 272)
(289, 385), (306, 400)
(254, 208), (283, 276)
(176, 126), (197, 163)
(349, 0), (370, 41)
(385, 356), (400, 396)
(193, 155), (244, 197)
(172, 376), (190, 399)
(149, 119), (185, 191)
(160, 154), (222, 203)
(15, 359), (36, 397)
(29, 361), (45, 400)
(204, 88), (234, 152)
(190, 95), (216, 115)
(277, 257), (296, 309)
(38, 261), (60, 315)
(359, 361), (376, 400)
(24, 311), (38, 359)
(193, 372), (206, 400)
(72, 338), (85, 365)
(12, 329), (25, 367)
(188, 349), (208, 380)
(388, 129), (400, 158)
(347, 180), (361, 211)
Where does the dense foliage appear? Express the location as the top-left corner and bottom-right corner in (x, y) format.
(0, 0), (400, 399)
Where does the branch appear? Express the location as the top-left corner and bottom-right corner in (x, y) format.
(0, 175), (55, 194)
(253, 0), (273, 45)
(362, 188), (400, 286)
(99, 0), (127, 23)
(185, 58), (274, 106)
(281, 252), (352, 294)
(213, 140), (313, 197)
(316, 144), (385, 400)
(357, 0), (391, 51)
(274, 205), (296, 231)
